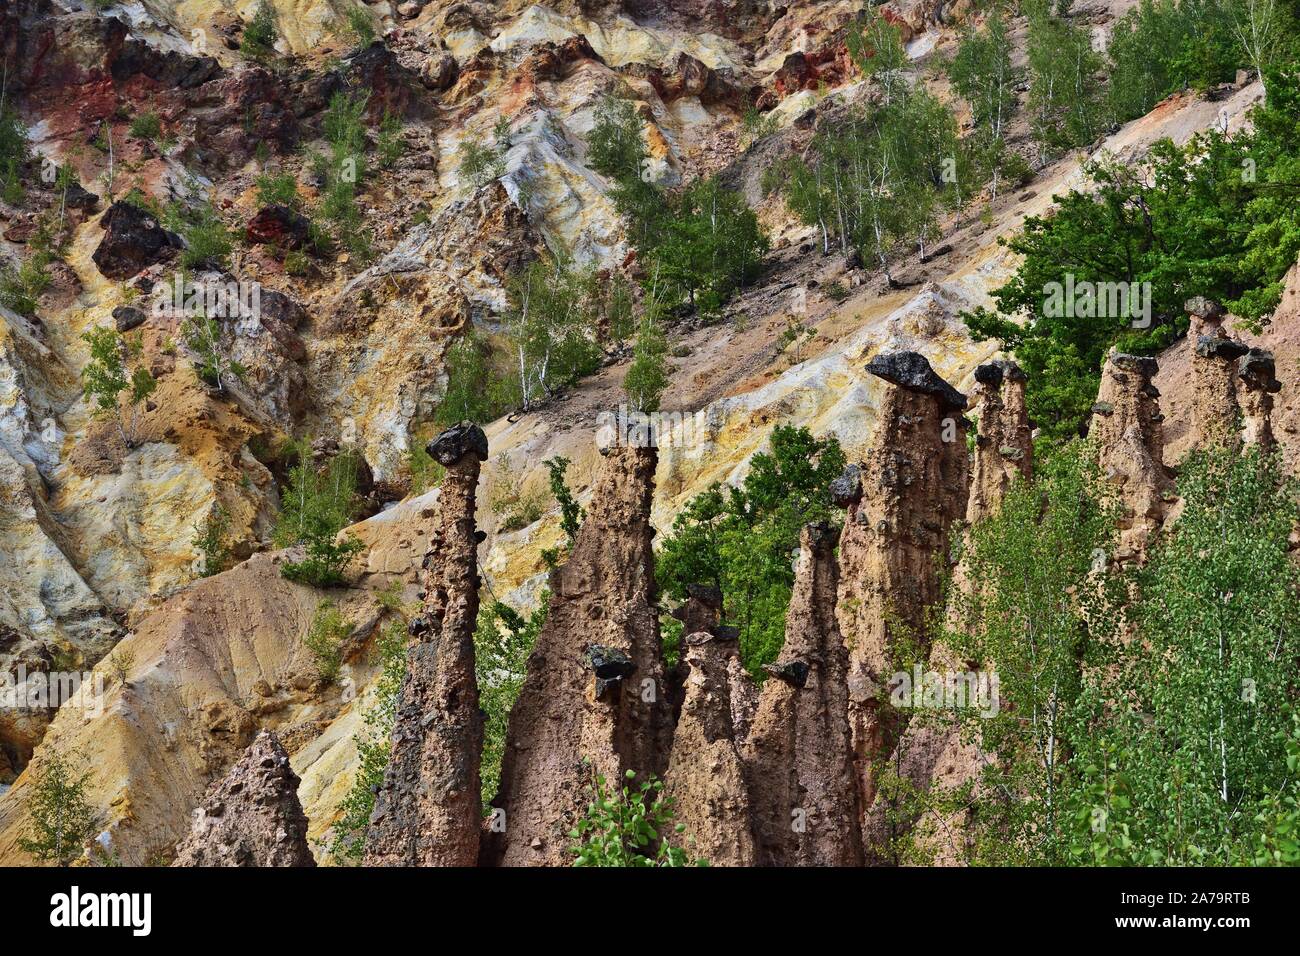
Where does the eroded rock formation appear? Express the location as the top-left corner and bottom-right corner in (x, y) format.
(1239, 348), (1281, 450)
(1193, 332), (1249, 451)
(364, 423), (488, 867)
(837, 351), (969, 814)
(1091, 351), (1173, 557)
(664, 630), (756, 866)
(745, 522), (862, 866)
(172, 730), (314, 867)
(489, 444), (671, 866)
(967, 360), (1032, 523)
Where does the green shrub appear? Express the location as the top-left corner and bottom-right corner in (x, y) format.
(128, 112), (162, 141)
(193, 503), (233, 577)
(657, 425), (846, 676)
(342, 4), (376, 47)
(181, 313), (247, 392)
(80, 326), (156, 448)
(254, 171), (301, 210)
(477, 599), (546, 809)
(274, 440), (366, 586)
(304, 600), (352, 683)
(0, 104), (28, 205)
(570, 769), (705, 867)
(17, 749), (100, 866)
(241, 0), (279, 61)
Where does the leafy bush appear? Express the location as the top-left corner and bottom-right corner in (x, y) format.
(128, 112), (162, 141)
(435, 329), (517, 426)
(193, 503), (233, 577)
(80, 327), (156, 448)
(342, 4), (376, 47)
(304, 600), (351, 683)
(624, 310), (669, 412)
(165, 198), (233, 270)
(181, 313), (247, 392)
(241, 0), (279, 61)
(17, 750), (100, 866)
(477, 599), (546, 809)
(570, 768), (704, 867)
(274, 440), (366, 586)
(329, 619), (406, 860)
(0, 104), (28, 205)
(254, 171), (301, 210)
(459, 117), (511, 188)
(657, 425), (846, 675)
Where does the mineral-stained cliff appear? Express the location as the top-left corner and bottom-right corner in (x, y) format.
(173, 730), (315, 867)
(488, 443), (671, 866)
(836, 352), (969, 816)
(364, 423), (488, 866)
(745, 521), (862, 866)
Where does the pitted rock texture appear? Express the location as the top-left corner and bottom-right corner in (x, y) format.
(365, 424), (487, 866)
(837, 352), (969, 815)
(172, 730), (314, 867)
(745, 522), (862, 866)
(664, 631), (756, 866)
(489, 445), (671, 866)
(1091, 351), (1173, 557)
(967, 360), (1032, 524)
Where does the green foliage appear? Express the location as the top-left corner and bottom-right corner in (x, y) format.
(0, 255), (51, 317)
(623, 309), (669, 412)
(405, 437), (445, 495)
(254, 171), (301, 210)
(544, 456), (583, 546)
(376, 111), (404, 169)
(1024, 0), (1105, 154)
(193, 503), (233, 577)
(80, 326), (156, 448)
(657, 425), (846, 675)
(274, 440), (366, 586)
(181, 313), (247, 392)
(1061, 446), (1300, 865)
(128, 111), (162, 141)
(313, 90), (374, 261)
(587, 94), (766, 313)
(304, 600), (352, 683)
(569, 768), (705, 867)
(945, 441), (1122, 864)
(165, 198), (234, 270)
(503, 256), (604, 411)
(240, 0), (279, 61)
(342, 4), (377, 47)
(947, 7), (1022, 196)
(0, 103), (27, 206)
(767, 21), (964, 271)
(435, 328), (517, 426)
(330, 615), (407, 861)
(962, 68), (1300, 446)
(459, 118), (511, 188)
(17, 750), (100, 866)
(491, 461), (547, 532)
(476, 598), (546, 809)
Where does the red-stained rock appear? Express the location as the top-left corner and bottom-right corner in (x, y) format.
(245, 205), (311, 250)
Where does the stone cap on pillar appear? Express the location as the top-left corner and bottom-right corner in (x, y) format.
(426, 421), (489, 466)
(865, 351), (967, 411)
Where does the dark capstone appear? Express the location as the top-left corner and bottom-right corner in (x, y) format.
(1184, 296), (1226, 320)
(92, 201), (182, 280)
(1110, 353), (1159, 377)
(1195, 335), (1249, 361)
(973, 362), (1005, 387)
(1239, 348), (1282, 392)
(474, 529), (487, 543)
(588, 644), (635, 697)
(112, 305), (147, 333)
(865, 351), (967, 411)
(685, 583), (723, 608)
(763, 659), (810, 688)
(408, 616), (430, 637)
(830, 463), (863, 508)
(426, 422), (489, 466)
